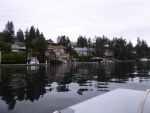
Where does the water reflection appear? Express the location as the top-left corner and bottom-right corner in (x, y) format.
(0, 61), (150, 110)
(0, 66), (47, 110)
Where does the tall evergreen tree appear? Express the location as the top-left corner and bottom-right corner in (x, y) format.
(57, 35), (70, 47)
(135, 38), (148, 58)
(36, 28), (40, 37)
(33, 33), (47, 62)
(25, 26), (37, 50)
(126, 41), (136, 60)
(25, 28), (32, 50)
(16, 29), (24, 42)
(93, 35), (109, 57)
(24, 28), (29, 40)
(88, 37), (92, 47)
(3, 21), (15, 43)
(77, 36), (88, 47)
(113, 37), (127, 60)
(127, 41), (133, 52)
(26, 26), (36, 43)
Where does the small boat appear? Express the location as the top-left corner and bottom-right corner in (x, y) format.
(54, 89), (150, 113)
(27, 49), (39, 64)
(29, 57), (39, 64)
(140, 58), (149, 61)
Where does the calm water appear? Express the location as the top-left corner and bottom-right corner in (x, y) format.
(0, 62), (150, 113)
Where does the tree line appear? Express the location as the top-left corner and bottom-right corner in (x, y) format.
(57, 35), (150, 61)
(0, 21), (47, 63)
(0, 21), (150, 63)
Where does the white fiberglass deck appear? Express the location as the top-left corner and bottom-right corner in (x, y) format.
(58, 89), (150, 113)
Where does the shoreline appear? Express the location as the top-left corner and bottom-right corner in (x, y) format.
(0, 60), (136, 66)
(1, 60), (148, 67)
(0, 63), (49, 67)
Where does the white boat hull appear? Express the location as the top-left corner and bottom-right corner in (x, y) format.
(57, 89), (150, 113)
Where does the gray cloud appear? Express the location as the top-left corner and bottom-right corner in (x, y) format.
(0, 0), (150, 45)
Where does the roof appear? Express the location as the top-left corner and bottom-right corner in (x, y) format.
(11, 42), (25, 47)
(46, 39), (54, 43)
(48, 45), (66, 49)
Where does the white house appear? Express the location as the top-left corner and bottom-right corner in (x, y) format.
(11, 42), (26, 52)
(74, 47), (94, 56)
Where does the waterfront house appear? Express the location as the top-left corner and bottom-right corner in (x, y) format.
(74, 47), (94, 56)
(45, 45), (70, 61)
(11, 42), (26, 52)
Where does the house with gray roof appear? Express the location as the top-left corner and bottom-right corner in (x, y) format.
(11, 42), (26, 52)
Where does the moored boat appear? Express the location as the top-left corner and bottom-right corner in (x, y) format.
(29, 57), (39, 64)
(140, 58), (149, 61)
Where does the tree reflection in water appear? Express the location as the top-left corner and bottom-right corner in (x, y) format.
(0, 61), (150, 110)
(0, 66), (47, 110)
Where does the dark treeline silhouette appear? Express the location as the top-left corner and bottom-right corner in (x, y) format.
(0, 21), (150, 61)
(56, 35), (150, 61)
(0, 21), (47, 63)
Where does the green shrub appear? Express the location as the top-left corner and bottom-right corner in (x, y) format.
(2, 52), (27, 64)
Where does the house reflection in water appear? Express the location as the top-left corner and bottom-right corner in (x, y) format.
(45, 63), (112, 94)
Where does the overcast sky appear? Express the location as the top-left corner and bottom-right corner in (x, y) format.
(0, 0), (150, 45)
